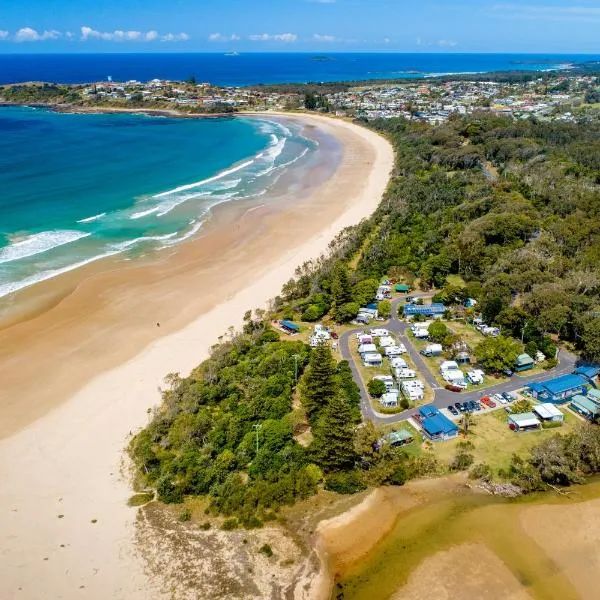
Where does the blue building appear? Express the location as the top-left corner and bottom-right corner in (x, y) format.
(418, 404), (459, 441)
(403, 303), (446, 318)
(528, 374), (592, 404)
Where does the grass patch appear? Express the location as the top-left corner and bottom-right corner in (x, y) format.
(127, 492), (154, 507)
(431, 409), (580, 473)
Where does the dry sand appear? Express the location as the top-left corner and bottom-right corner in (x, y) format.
(520, 497), (600, 600)
(391, 543), (534, 600)
(0, 114), (393, 599)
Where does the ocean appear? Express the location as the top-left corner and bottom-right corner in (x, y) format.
(0, 107), (315, 299)
(0, 52), (598, 86)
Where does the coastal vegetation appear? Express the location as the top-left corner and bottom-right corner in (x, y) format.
(131, 109), (600, 522)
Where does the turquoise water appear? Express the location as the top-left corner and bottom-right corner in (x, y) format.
(0, 107), (315, 298)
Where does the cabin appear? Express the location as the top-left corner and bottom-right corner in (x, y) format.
(279, 320), (300, 335)
(380, 391), (399, 408)
(532, 403), (564, 423)
(386, 429), (414, 447)
(508, 412), (542, 432)
(358, 343), (378, 355)
(528, 374), (590, 404)
(569, 395), (600, 420)
(514, 353), (535, 373)
(418, 404), (459, 441)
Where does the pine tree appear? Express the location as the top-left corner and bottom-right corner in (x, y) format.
(331, 264), (352, 320)
(311, 392), (358, 472)
(299, 344), (337, 422)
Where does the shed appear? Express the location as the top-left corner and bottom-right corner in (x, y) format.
(386, 429), (414, 447)
(570, 395), (600, 420)
(528, 374), (589, 404)
(395, 284), (411, 293)
(514, 353), (535, 372)
(508, 412), (541, 432)
(279, 320), (300, 334)
(532, 403), (564, 422)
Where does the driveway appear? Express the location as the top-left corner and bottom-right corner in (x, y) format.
(339, 294), (579, 425)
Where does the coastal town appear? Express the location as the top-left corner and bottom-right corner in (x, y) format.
(2, 70), (599, 124)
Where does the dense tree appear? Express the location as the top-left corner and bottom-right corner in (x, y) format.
(300, 344), (337, 421)
(474, 336), (522, 372)
(378, 300), (392, 319)
(311, 392), (358, 471)
(428, 321), (449, 344)
(367, 379), (386, 398)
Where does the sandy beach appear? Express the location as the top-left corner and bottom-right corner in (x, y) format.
(0, 113), (393, 599)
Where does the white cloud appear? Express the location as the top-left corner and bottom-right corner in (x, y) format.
(160, 32), (190, 42)
(15, 27), (61, 42)
(249, 32), (297, 42)
(208, 32), (241, 42)
(0, 30), (9, 40)
(313, 33), (337, 42)
(80, 26), (189, 42)
(437, 39), (457, 47)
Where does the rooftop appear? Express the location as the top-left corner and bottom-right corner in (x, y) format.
(509, 412), (541, 427)
(530, 373), (589, 395)
(404, 303), (446, 315)
(422, 414), (459, 436)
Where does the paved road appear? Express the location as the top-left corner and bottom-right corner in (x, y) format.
(339, 295), (578, 425)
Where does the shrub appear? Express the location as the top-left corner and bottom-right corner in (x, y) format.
(324, 471), (367, 495)
(469, 463), (492, 482)
(221, 518), (239, 531)
(451, 451), (474, 471)
(200, 522), (211, 530)
(387, 464), (408, 486)
(511, 399), (533, 413)
(367, 379), (387, 398)
(302, 304), (325, 322)
(542, 420), (563, 429)
(178, 508), (192, 522)
(378, 300), (392, 319)
(259, 543), (274, 558)
(400, 398), (410, 410)
(156, 476), (185, 504)
(335, 302), (361, 323)
(544, 358), (558, 370)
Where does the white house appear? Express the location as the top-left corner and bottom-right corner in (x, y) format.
(370, 328), (390, 337)
(533, 403), (564, 423)
(440, 360), (460, 372)
(381, 391), (399, 407)
(467, 369), (484, 384)
(395, 367), (416, 379)
(373, 375), (395, 390)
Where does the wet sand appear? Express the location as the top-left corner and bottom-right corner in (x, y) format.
(0, 114), (394, 599)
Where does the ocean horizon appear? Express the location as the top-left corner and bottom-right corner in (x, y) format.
(0, 107), (317, 300)
(0, 52), (598, 86)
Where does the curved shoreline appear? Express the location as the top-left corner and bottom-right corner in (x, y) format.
(0, 114), (394, 599)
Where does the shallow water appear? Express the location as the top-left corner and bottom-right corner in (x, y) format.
(334, 479), (600, 600)
(0, 107), (316, 299)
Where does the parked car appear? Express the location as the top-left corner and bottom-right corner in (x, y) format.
(502, 368), (514, 377)
(448, 405), (459, 416)
(330, 331), (339, 340)
(481, 395), (496, 408)
(445, 384), (463, 393)
(462, 402), (472, 412)
(405, 296), (414, 303)
(455, 401), (464, 412)
(501, 392), (514, 402)
(468, 400), (480, 411)
(493, 393), (507, 405)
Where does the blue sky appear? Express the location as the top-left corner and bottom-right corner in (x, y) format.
(0, 0), (599, 53)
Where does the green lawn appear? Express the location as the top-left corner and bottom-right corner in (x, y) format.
(431, 409), (580, 473)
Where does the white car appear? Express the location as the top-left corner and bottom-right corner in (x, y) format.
(493, 393), (507, 405)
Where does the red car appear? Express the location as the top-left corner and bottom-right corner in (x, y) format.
(445, 384), (463, 393)
(481, 396), (497, 408)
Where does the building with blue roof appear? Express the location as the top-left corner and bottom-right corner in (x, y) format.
(403, 303), (446, 318)
(573, 365), (600, 381)
(418, 404), (458, 441)
(528, 373), (591, 404)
